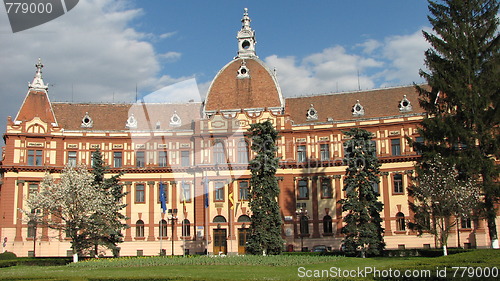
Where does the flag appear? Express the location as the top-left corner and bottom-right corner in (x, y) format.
(159, 181), (167, 214)
(181, 180), (187, 213)
(203, 175), (209, 208)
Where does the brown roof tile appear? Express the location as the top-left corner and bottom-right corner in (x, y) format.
(285, 85), (427, 124)
(205, 58), (283, 111)
(52, 102), (201, 131)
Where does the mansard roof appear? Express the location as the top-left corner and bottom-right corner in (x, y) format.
(285, 85), (427, 124)
(51, 102), (201, 131)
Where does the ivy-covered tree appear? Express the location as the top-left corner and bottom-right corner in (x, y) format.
(88, 149), (128, 257)
(408, 154), (481, 256)
(24, 165), (116, 262)
(338, 128), (384, 258)
(415, 0), (500, 248)
(246, 120), (284, 255)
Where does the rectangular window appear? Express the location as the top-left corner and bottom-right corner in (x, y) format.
(371, 140), (377, 156)
(214, 181), (225, 201)
(372, 181), (379, 194)
(181, 182), (191, 202)
(297, 179), (309, 199)
(181, 151), (190, 167)
(239, 181), (249, 201)
(297, 145), (307, 162)
(28, 150), (43, 166)
(114, 152), (123, 168)
(391, 139), (401, 156)
(67, 151), (77, 167)
(461, 217), (472, 229)
(415, 136), (424, 155)
(28, 183), (39, 196)
(237, 141), (249, 163)
(320, 144), (330, 161)
(393, 174), (403, 194)
(158, 151), (167, 167)
(136, 151), (145, 167)
(135, 184), (145, 203)
(213, 142), (226, 164)
(321, 178), (333, 198)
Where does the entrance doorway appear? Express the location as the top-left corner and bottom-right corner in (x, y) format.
(238, 228), (248, 254)
(213, 229), (227, 254)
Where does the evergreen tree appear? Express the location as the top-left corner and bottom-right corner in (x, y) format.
(88, 149), (128, 256)
(246, 120), (284, 255)
(415, 0), (500, 248)
(338, 128), (384, 258)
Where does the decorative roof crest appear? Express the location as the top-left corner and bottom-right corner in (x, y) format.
(29, 58), (49, 91)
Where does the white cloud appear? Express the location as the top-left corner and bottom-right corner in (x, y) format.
(264, 29), (430, 97)
(265, 46), (382, 96)
(159, 31), (177, 39)
(0, 0), (182, 131)
(159, 51), (182, 62)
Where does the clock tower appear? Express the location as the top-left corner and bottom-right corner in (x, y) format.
(236, 8), (256, 58)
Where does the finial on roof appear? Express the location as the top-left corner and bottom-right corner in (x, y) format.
(236, 8), (257, 58)
(29, 58), (48, 91)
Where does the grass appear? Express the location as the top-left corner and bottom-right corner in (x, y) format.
(0, 250), (498, 280)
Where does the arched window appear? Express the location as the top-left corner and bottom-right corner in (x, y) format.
(237, 215), (251, 223)
(27, 220), (36, 238)
(182, 219), (191, 237)
(323, 215), (333, 234)
(300, 215), (309, 235)
(136, 220), (145, 237)
(213, 215), (227, 223)
(213, 142), (226, 164)
(159, 219), (167, 237)
(396, 212), (406, 231)
(238, 140), (249, 163)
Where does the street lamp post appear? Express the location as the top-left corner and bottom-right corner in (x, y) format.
(295, 208), (308, 252)
(168, 209), (178, 256)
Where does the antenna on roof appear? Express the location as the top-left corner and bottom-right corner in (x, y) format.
(135, 83), (138, 102)
(71, 84), (74, 102)
(357, 70), (361, 91)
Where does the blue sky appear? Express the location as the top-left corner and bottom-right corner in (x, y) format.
(0, 0), (432, 136)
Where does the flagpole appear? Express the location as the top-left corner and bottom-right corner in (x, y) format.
(159, 178), (163, 256)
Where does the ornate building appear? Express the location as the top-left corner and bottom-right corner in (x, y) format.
(0, 9), (496, 257)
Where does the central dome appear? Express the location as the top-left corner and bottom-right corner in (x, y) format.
(204, 57), (284, 114)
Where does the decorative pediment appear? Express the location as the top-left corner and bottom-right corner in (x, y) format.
(170, 111), (181, 127)
(126, 114), (137, 129)
(399, 95), (413, 112)
(81, 112), (93, 128)
(306, 104), (318, 121)
(352, 100), (365, 117)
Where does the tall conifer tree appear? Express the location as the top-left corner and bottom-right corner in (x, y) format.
(246, 120), (284, 255)
(415, 0), (499, 248)
(89, 149), (128, 256)
(339, 128), (384, 258)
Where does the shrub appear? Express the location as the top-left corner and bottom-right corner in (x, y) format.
(0, 251), (17, 260)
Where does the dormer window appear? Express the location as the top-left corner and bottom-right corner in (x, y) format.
(237, 60), (250, 79)
(126, 114), (137, 129)
(352, 100), (365, 117)
(155, 120), (161, 130)
(306, 104), (318, 121)
(170, 111), (181, 127)
(399, 95), (413, 112)
(81, 112), (93, 128)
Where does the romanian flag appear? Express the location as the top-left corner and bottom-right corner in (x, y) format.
(181, 180), (187, 213)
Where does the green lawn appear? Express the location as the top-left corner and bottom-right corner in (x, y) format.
(0, 250), (498, 281)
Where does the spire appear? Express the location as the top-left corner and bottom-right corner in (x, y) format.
(236, 8), (257, 58)
(29, 58), (48, 91)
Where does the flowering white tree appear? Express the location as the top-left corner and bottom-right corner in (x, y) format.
(23, 165), (118, 262)
(408, 154), (481, 256)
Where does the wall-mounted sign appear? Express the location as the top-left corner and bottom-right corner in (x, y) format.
(27, 142), (44, 148)
(112, 144), (123, 149)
